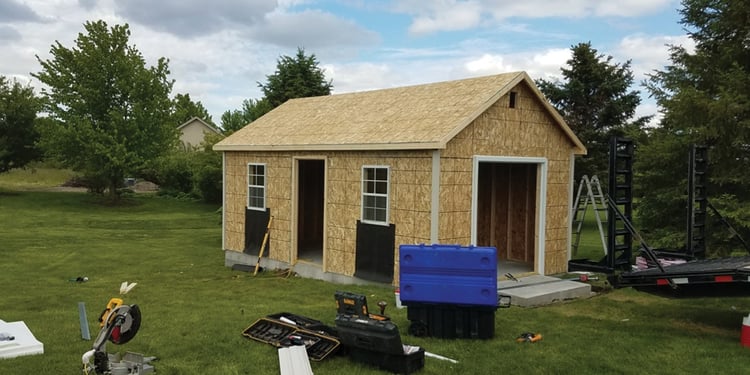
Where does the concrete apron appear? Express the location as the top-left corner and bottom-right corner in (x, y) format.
(498, 275), (593, 307)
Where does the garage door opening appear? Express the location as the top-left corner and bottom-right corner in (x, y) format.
(474, 160), (539, 275)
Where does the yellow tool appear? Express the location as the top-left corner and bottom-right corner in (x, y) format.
(516, 332), (543, 343)
(97, 298), (123, 328)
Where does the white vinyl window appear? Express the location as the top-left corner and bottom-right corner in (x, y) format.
(247, 163), (266, 210)
(361, 166), (390, 225)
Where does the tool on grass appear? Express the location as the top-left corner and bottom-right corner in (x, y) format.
(516, 332), (543, 343)
(83, 282), (152, 374)
(254, 215), (274, 276)
(377, 300), (388, 315)
(424, 351), (458, 364)
(574, 274), (599, 282)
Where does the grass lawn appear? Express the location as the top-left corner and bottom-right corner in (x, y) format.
(1, 183), (750, 373)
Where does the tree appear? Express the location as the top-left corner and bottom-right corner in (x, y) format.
(221, 48), (330, 132)
(171, 93), (213, 126)
(220, 98), (272, 134)
(259, 47), (333, 109)
(640, 0), (750, 255)
(0, 76), (41, 173)
(537, 42), (649, 181)
(33, 20), (176, 201)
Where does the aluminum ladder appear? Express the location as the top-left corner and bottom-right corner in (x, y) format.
(571, 175), (608, 256)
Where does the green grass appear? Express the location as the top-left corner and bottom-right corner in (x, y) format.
(1, 184), (750, 373)
(0, 165), (76, 190)
(572, 204), (609, 260)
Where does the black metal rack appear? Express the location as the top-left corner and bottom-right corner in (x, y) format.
(568, 137), (635, 273)
(591, 141), (750, 295)
(606, 137), (635, 271)
(686, 145), (708, 258)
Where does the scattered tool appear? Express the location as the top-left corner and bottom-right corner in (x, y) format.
(424, 351), (458, 364)
(516, 332), (542, 343)
(504, 273), (519, 282)
(254, 216), (273, 276)
(569, 274), (599, 282)
(82, 282), (154, 374)
(377, 300), (388, 315)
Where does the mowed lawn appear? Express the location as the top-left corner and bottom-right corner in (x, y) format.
(1, 186), (750, 374)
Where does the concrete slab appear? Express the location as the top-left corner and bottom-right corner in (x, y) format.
(498, 275), (592, 307)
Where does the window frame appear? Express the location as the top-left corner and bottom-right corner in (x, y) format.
(361, 165), (390, 225)
(247, 163), (267, 211)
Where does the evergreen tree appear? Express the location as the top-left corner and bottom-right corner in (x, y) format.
(537, 42), (648, 182)
(259, 47), (333, 109)
(641, 0), (750, 255)
(221, 48), (331, 132)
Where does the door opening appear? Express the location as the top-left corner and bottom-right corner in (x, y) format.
(476, 162), (537, 274)
(297, 159), (325, 264)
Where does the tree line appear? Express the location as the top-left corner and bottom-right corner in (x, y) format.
(1, 20), (330, 203)
(1, 0), (747, 256)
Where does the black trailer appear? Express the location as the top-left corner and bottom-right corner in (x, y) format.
(569, 138), (750, 297)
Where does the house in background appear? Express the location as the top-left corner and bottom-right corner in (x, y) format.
(177, 117), (222, 149)
(213, 72), (586, 285)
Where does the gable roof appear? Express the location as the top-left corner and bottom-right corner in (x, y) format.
(214, 72), (585, 154)
(177, 117), (222, 135)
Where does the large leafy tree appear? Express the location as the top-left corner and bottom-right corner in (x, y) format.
(260, 47), (333, 109)
(640, 0), (750, 255)
(537, 42), (649, 181)
(171, 93), (213, 126)
(0, 76), (41, 173)
(33, 20), (176, 200)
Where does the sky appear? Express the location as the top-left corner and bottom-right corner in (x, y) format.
(0, 0), (694, 126)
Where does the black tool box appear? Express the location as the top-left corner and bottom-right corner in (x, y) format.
(405, 302), (497, 339)
(335, 313), (424, 374)
(242, 312), (340, 361)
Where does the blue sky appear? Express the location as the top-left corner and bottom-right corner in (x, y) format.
(1, 0), (693, 125)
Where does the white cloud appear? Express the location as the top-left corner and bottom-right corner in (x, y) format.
(326, 63), (397, 93)
(407, 1), (482, 35)
(114, 0), (277, 38)
(615, 34), (694, 80)
(394, 0), (677, 35)
(248, 9), (380, 52)
(464, 54), (514, 75)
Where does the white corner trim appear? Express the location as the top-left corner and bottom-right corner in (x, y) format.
(430, 150), (441, 244)
(567, 152), (576, 260)
(221, 152), (226, 250)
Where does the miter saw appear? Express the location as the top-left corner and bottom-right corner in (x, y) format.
(82, 282), (154, 375)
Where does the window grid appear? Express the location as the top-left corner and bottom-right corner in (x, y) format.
(247, 163), (266, 210)
(362, 166), (389, 224)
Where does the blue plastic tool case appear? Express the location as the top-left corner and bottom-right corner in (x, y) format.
(399, 244), (498, 306)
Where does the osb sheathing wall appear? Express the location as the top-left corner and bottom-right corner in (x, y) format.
(223, 150), (434, 277)
(440, 82), (574, 274)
